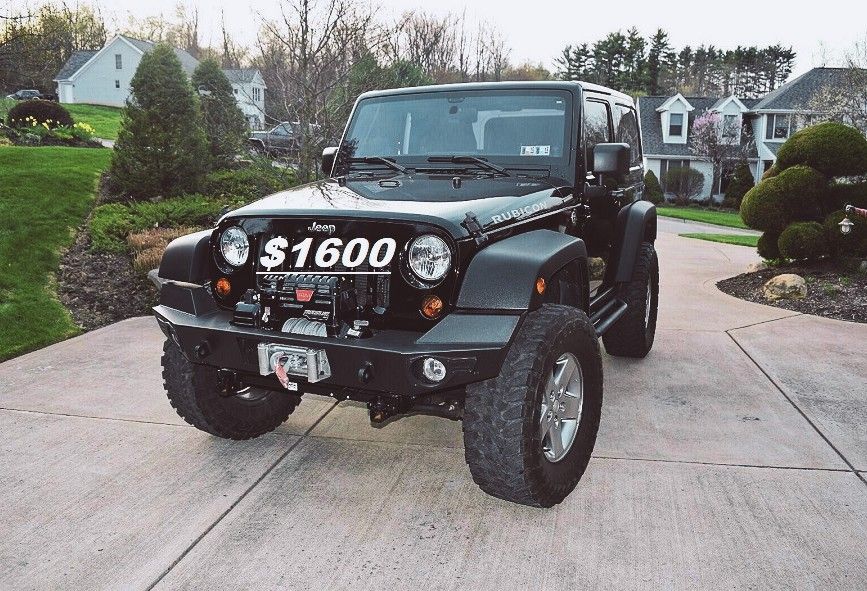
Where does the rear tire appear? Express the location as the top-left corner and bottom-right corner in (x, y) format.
(463, 304), (603, 507)
(603, 242), (658, 358)
(161, 339), (298, 440)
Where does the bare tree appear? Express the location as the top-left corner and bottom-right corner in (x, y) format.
(807, 37), (867, 133)
(689, 110), (755, 200)
(256, 0), (377, 182)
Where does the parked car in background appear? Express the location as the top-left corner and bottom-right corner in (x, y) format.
(249, 121), (325, 157)
(6, 89), (42, 100)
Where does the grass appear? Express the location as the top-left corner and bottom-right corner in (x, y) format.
(0, 146), (112, 360)
(64, 104), (123, 140)
(657, 205), (749, 229)
(680, 233), (759, 247)
(1, 99), (122, 140)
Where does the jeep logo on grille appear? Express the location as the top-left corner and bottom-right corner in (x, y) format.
(308, 222), (336, 234)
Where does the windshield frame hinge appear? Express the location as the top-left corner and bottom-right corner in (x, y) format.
(461, 211), (489, 245)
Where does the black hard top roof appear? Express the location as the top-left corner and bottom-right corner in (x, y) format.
(357, 80), (634, 105)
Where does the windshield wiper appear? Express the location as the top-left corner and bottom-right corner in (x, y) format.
(426, 155), (510, 177)
(347, 157), (409, 174)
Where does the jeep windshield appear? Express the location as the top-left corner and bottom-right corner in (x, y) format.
(341, 90), (572, 171)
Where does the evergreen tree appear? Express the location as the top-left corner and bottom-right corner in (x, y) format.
(192, 58), (248, 166)
(723, 161), (755, 208)
(644, 170), (664, 204)
(647, 29), (672, 95)
(110, 44), (208, 199)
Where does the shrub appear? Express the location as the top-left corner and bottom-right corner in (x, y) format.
(723, 161), (755, 209)
(192, 59), (249, 166)
(740, 165), (825, 233)
(201, 163), (297, 206)
(110, 44), (208, 199)
(663, 167), (705, 205)
(824, 210), (867, 258)
(777, 221), (828, 260)
(7, 99), (73, 128)
(643, 170), (663, 204)
(828, 181), (867, 210)
(761, 165), (779, 180)
(757, 231), (780, 260)
(90, 195), (222, 252)
(775, 121), (867, 178)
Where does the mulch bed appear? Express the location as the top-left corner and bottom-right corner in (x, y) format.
(717, 264), (867, 324)
(58, 228), (158, 331)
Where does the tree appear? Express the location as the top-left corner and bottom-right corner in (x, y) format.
(664, 167), (705, 205)
(807, 36), (867, 134)
(643, 170), (663, 204)
(646, 29), (672, 94)
(110, 44), (208, 199)
(723, 161), (755, 209)
(689, 111), (754, 201)
(191, 58), (248, 166)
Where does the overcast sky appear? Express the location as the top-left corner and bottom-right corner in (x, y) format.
(94, 0), (864, 77)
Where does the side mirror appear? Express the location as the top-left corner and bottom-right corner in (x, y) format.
(321, 146), (338, 176)
(592, 143), (630, 176)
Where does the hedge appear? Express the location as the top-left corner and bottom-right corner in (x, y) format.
(775, 121), (867, 178)
(740, 165), (825, 233)
(7, 99), (73, 128)
(777, 221), (828, 260)
(757, 231), (780, 259)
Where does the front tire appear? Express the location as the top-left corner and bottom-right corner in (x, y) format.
(603, 242), (658, 358)
(161, 339), (298, 440)
(462, 304), (603, 507)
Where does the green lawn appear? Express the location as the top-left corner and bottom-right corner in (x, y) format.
(657, 206), (748, 229)
(65, 104), (123, 140)
(680, 233), (759, 247)
(0, 146), (112, 360)
(1, 99), (122, 140)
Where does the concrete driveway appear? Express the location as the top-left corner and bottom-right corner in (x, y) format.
(1, 225), (865, 590)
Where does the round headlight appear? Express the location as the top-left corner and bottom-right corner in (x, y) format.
(220, 226), (249, 267)
(408, 234), (451, 282)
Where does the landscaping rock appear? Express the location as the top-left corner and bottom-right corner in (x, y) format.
(762, 273), (807, 301)
(746, 262), (767, 273)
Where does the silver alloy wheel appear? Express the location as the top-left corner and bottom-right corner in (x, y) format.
(539, 352), (584, 462)
(644, 282), (652, 328)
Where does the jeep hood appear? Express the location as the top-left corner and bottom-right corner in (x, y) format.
(224, 176), (573, 238)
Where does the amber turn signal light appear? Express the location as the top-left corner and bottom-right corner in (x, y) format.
(421, 295), (444, 319)
(536, 277), (546, 295)
(214, 277), (232, 297)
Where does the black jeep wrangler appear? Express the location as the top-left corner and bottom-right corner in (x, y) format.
(155, 81), (657, 507)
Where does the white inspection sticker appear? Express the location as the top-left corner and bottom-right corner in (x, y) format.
(520, 145), (550, 156)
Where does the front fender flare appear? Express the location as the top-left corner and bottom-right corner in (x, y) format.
(158, 229), (213, 285)
(456, 230), (588, 312)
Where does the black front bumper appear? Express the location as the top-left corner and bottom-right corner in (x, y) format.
(154, 284), (520, 398)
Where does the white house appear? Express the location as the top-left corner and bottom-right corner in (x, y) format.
(54, 35), (267, 129)
(637, 68), (858, 202)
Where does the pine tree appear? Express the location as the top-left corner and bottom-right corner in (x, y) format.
(647, 29), (672, 95)
(192, 58), (249, 166)
(110, 44), (208, 199)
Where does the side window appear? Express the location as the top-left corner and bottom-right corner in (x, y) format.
(583, 99), (611, 170)
(614, 104), (641, 166)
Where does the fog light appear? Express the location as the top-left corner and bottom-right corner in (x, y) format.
(214, 277), (232, 297)
(422, 357), (447, 382)
(421, 295), (444, 319)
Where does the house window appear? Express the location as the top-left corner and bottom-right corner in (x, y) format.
(115, 80), (120, 89)
(252, 87), (261, 101)
(669, 113), (684, 137)
(765, 114), (791, 140)
(723, 114), (738, 138)
(233, 88), (238, 94)
(659, 159), (690, 191)
(115, 54), (122, 69)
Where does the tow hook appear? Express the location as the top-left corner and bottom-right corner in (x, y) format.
(368, 397), (400, 424)
(216, 369), (243, 397)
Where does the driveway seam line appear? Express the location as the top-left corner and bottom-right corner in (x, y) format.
(727, 313), (804, 332)
(144, 401), (339, 590)
(726, 332), (867, 488)
(0, 406), (192, 429)
(592, 454), (852, 473)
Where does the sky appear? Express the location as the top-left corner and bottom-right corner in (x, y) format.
(89, 0), (865, 77)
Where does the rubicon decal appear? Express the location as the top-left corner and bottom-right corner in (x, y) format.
(258, 236), (397, 273)
(490, 200), (551, 224)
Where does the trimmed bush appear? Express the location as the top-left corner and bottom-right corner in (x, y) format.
(90, 195), (222, 252)
(761, 165), (779, 180)
(723, 161), (755, 209)
(828, 181), (867, 210)
(201, 164), (297, 206)
(757, 231), (781, 260)
(643, 170), (663, 204)
(824, 210), (867, 258)
(110, 44), (208, 199)
(6, 99), (73, 128)
(775, 121), (867, 178)
(777, 221), (828, 260)
(663, 167), (705, 205)
(740, 165), (825, 233)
